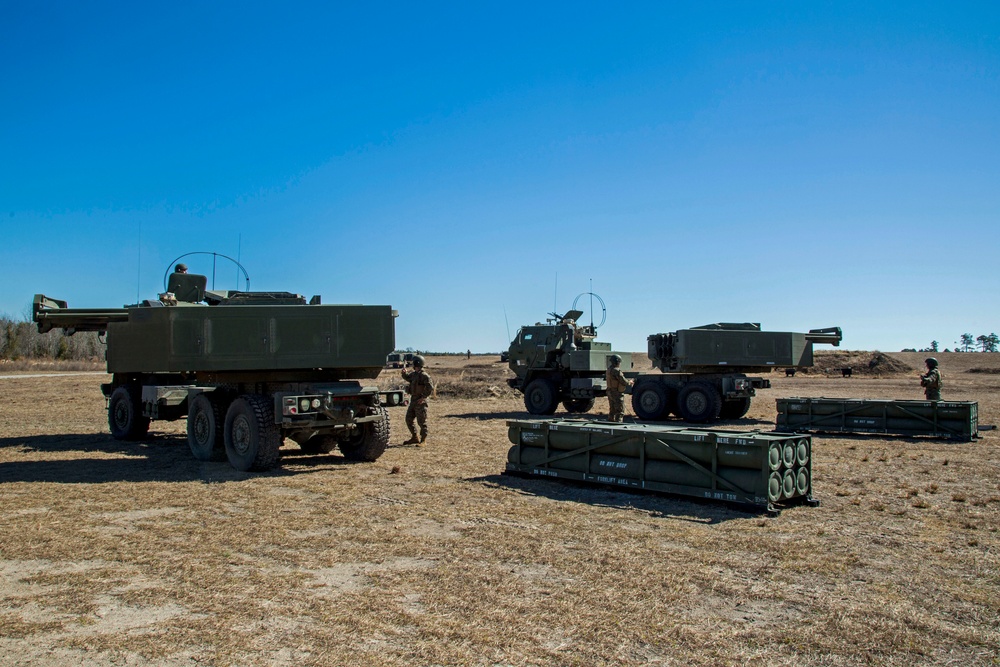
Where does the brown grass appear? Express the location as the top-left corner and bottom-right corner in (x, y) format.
(1, 352), (998, 666)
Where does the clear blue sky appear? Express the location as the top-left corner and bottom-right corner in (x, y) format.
(2, 2), (997, 353)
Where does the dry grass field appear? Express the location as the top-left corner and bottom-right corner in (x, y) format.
(1, 352), (998, 666)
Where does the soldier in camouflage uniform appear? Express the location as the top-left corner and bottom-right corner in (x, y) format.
(920, 357), (943, 401)
(605, 354), (633, 422)
(402, 355), (434, 445)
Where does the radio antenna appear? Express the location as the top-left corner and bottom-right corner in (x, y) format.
(135, 222), (142, 304)
(553, 272), (558, 315)
(589, 278), (594, 327)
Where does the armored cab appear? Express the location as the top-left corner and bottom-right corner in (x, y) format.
(33, 270), (403, 471)
(632, 324), (842, 423)
(506, 309), (632, 416)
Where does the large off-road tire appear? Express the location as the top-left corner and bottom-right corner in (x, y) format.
(632, 382), (672, 421)
(224, 395), (282, 471)
(339, 406), (390, 462)
(523, 379), (559, 415)
(719, 397), (752, 420)
(562, 397), (596, 414)
(677, 382), (723, 423)
(108, 385), (150, 441)
(187, 393), (226, 461)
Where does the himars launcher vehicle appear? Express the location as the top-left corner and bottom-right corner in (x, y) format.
(507, 313), (841, 423)
(631, 323), (843, 422)
(33, 269), (404, 471)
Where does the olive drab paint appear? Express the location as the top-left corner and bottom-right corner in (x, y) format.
(630, 323), (843, 424)
(776, 397), (979, 441)
(506, 419), (817, 513)
(505, 309), (633, 417)
(33, 270), (402, 472)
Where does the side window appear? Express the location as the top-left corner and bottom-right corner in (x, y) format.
(523, 333), (533, 342)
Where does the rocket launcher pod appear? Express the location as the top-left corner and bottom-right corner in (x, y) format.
(776, 397), (979, 441)
(505, 419), (817, 512)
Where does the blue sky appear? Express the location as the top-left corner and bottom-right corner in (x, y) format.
(2, 2), (997, 353)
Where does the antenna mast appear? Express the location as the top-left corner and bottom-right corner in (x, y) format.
(135, 222), (142, 304)
(589, 278), (594, 327)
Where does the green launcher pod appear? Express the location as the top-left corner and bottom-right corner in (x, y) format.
(775, 398), (978, 441)
(506, 419), (816, 512)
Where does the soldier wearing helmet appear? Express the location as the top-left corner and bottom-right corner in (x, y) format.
(920, 357), (942, 401)
(174, 263), (188, 274)
(605, 354), (633, 422)
(401, 354), (434, 445)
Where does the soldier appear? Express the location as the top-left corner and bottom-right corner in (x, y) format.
(606, 354), (632, 422)
(401, 355), (434, 445)
(175, 263), (188, 274)
(920, 357), (943, 401)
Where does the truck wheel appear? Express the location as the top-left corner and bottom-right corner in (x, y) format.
(339, 406), (390, 462)
(719, 397), (752, 420)
(677, 382), (722, 423)
(187, 393), (226, 461)
(108, 385), (150, 441)
(562, 398), (595, 414)
(632, 382), (671, 421)
(523, 379), (558, 415)
(224, 395), (282, 471)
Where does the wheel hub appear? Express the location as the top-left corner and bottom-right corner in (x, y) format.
(232, 416), (252, 455)
(193, 412), (210, 443)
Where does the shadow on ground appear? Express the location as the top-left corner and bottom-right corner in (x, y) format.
(471, 473), (762, 522)
(0, 433), (364, 484)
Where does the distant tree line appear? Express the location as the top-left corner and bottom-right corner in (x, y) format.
(0, 314), (104, 361)
(902, 333), (999, 354)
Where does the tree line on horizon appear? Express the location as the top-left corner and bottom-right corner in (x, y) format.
(903, 333), (999, 354)
(1, 314), (104, 362)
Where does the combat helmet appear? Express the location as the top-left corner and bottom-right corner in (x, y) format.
(925, 357), (938, 369)
(608, 354), (622, 367)
(412, 354), (426, 368)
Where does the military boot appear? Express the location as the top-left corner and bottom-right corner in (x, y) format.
(402, 432), (420, 445)
(417, 430), (428, 447)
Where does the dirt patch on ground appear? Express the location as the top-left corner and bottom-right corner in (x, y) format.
(1, 354), (998, 666)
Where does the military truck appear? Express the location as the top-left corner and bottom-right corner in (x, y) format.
(506, 309), (632, 415)
(386, 352), (405, 368)
(33, 268), (404, 471)
(630, 323), (842, 423)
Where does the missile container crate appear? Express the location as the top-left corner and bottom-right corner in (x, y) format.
(506, 419), (817, 512)
(775, 397), (979, 441)
(33, 270), (405, 471)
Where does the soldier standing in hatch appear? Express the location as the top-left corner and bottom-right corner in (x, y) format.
(402, 355), (434, 445)
(606, 354), (632, 422)
(175, 263), (188, 274)
(920, 357), (943, 401)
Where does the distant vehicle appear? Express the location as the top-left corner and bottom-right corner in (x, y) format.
(386, 352), (405, 368)
(33, 262), (404, 471)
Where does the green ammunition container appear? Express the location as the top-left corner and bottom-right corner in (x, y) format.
(775, 397), (979, 441)
(506, 419), (816, 512)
